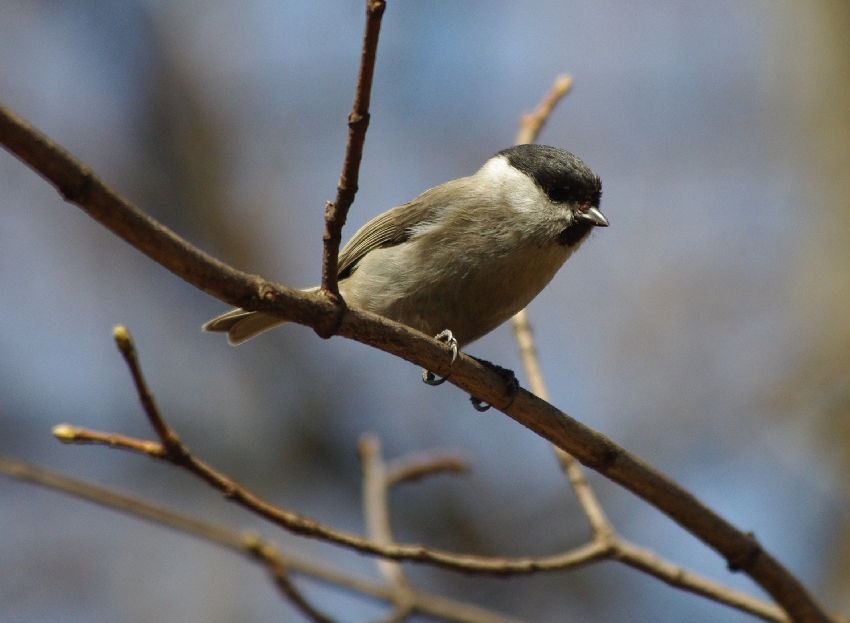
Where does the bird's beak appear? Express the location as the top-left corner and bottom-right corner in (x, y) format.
(579, 206), (609, 227)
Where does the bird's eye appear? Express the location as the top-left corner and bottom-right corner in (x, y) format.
(545, 186), (571, 203)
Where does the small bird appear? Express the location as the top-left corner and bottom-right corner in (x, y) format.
(204, 144), (607, 356)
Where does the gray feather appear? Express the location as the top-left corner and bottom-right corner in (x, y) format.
(202, 309), (286, 345)
(337, 180), (461, 278)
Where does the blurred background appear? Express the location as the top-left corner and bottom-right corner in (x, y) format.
(1, 0), (849, 621)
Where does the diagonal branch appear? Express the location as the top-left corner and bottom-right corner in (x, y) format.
(113, 325), (181, 451)
(0, 101), (834, 622)
(53, 420), (612, 574)
(515, 74), (573, 146)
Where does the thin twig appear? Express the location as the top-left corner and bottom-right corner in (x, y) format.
(112, 325), (182, 452)
(243, 535), (335, 623)
(46, 423), (812, 623)
(515, 74), (573, 145)
(0, 456), (529, 623)
(507, 74), (836, 623)
(0, 101), (834, 623)
(512, 310), (612, 538)
(611, 540), (790, 623)
(385, 450), (469, 486)
(321, 0), (386, 302)
(52, 422), (610, 574)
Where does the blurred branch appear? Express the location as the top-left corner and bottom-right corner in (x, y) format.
(52, 420), (610, 574)
(320, 0), (386, 304)
(51, 324), (609, 574)
(385, 450), (469, 486)
(515, 74), (573, 146)
(360, 434), (416, 623)
(0, 97), (834, 623)
(512, 75), (615, 538)
(507, 75), (837, 623)
(0, 456), (528, 623)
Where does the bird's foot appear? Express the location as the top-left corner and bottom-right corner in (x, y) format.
(422, 330), (458, 386)
(468, 358), (519, 412)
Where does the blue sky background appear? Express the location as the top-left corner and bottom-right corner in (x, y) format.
(1, 1), (849, 621)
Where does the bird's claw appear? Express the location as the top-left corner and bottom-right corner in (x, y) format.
(422, 369), (448, 386)
(469, 396), (492, 411)
(468, 358), (519, 412)
(421, 335), (519, 412)
(435, 330), (458, 364)
(422, 330), (458, 386)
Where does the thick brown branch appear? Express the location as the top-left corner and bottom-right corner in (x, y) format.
(321, 0), (386, 302)
(0, 102), (833, 622)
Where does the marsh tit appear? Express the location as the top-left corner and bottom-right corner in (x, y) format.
(204, 144), (607, 352)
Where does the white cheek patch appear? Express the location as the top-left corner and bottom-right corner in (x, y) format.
(476, 156), (549, 214)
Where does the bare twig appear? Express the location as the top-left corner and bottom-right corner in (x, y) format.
(515, 74), (573, 145)
(512, 309), (612, 538)
(112, 325), (181, 452)
(52, 421), (610, 574)
(49, 384), (830, 623)
(0, 100), (833, 623)
(385, 450), (469, 486)
(45, 424), (810, 623)
(321, 0), (386, 304)
(0, 456), (529, 623)
(610, 540), (789, 623)
(243, 534), (335, 623)
(53, 424), (166, 456)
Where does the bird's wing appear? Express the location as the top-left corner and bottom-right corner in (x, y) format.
(337, 180), (466, 279)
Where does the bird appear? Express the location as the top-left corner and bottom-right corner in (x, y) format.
(204, 144), (607, 358)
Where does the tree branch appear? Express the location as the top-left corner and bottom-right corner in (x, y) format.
(0, 98), (833, 623)
(385, 450), (469, 486)
(360, 435), (416, 622)
(52, 325), (846, 623)
(514, 74), (573, 146)
(52, 420), (611, 574)
(0, 456), (528, 623)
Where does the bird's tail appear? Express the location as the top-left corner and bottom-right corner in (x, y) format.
(202, 309), (287, 345)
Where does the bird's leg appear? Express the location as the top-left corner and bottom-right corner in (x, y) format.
(422, 330), (458, 386)
(468, 357), (519, 412)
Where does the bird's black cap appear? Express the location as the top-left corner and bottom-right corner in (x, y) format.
(498, 144), (602, 208)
